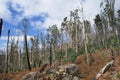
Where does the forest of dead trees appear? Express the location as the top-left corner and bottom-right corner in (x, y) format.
(0, 0), (120, 74)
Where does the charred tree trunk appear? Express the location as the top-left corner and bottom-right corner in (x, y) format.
(30, 48), (33, 68)
(24, 34), (31, 71)
(60, 30), (63, 66)
(5, 30), (10, 73)
(50, 39), (52, 66)
(22, 18), (31, 71)
(66, 44), (68, 63)
(0, 18), (3, 37)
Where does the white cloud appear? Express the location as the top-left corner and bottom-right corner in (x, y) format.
(0, 0), (120, 30)
(83, 0), (101, 24)
(0, 35), (34, 50)
(42, 18), (61, 29)
(0, 0), (103, 29)
(15, 29), (23, 35)
(30, 21), (43, 29)
(0, 0), (12, 22)
(115, 0), (120, 16)
(0, 36), (8, 41)
(1, 35), (34, 42)
(0, 43), (7, 51)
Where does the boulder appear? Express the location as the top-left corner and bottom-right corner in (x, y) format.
(58, 64), (78, 75)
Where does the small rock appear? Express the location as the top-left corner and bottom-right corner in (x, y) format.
(39, 78), (43, 80)
(63, 76), (70, 80)
(63, 75), (73, 80)
(92, 77), (96, 80)
(73, 76), (80, 80)
(22, 72), (37, 80)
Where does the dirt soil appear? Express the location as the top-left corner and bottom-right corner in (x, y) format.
(0, 68), (40, 80)
(75, 48), (112, 80)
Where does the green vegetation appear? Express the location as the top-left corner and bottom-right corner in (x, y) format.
(117, 72), (120, 78)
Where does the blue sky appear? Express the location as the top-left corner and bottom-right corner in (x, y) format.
(0, 0), (120, 50)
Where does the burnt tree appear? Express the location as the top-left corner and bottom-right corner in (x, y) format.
(0, 18), (3, 37)
(23, 19), (31, 71)
(49, 38), (52, 66)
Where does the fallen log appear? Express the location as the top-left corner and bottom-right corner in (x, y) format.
(95, 60), (114, 80)
(39, 64), (48, 73)
(44, 61), (58, 74)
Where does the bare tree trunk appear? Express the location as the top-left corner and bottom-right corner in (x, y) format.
(80, 0), (89, 64)
(76, 23), (78, 53)
(5, 29), (10, 73)
(24, 35), (31, 71)
(18, 48), (21, 71)
(84, 33), (89, 64)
